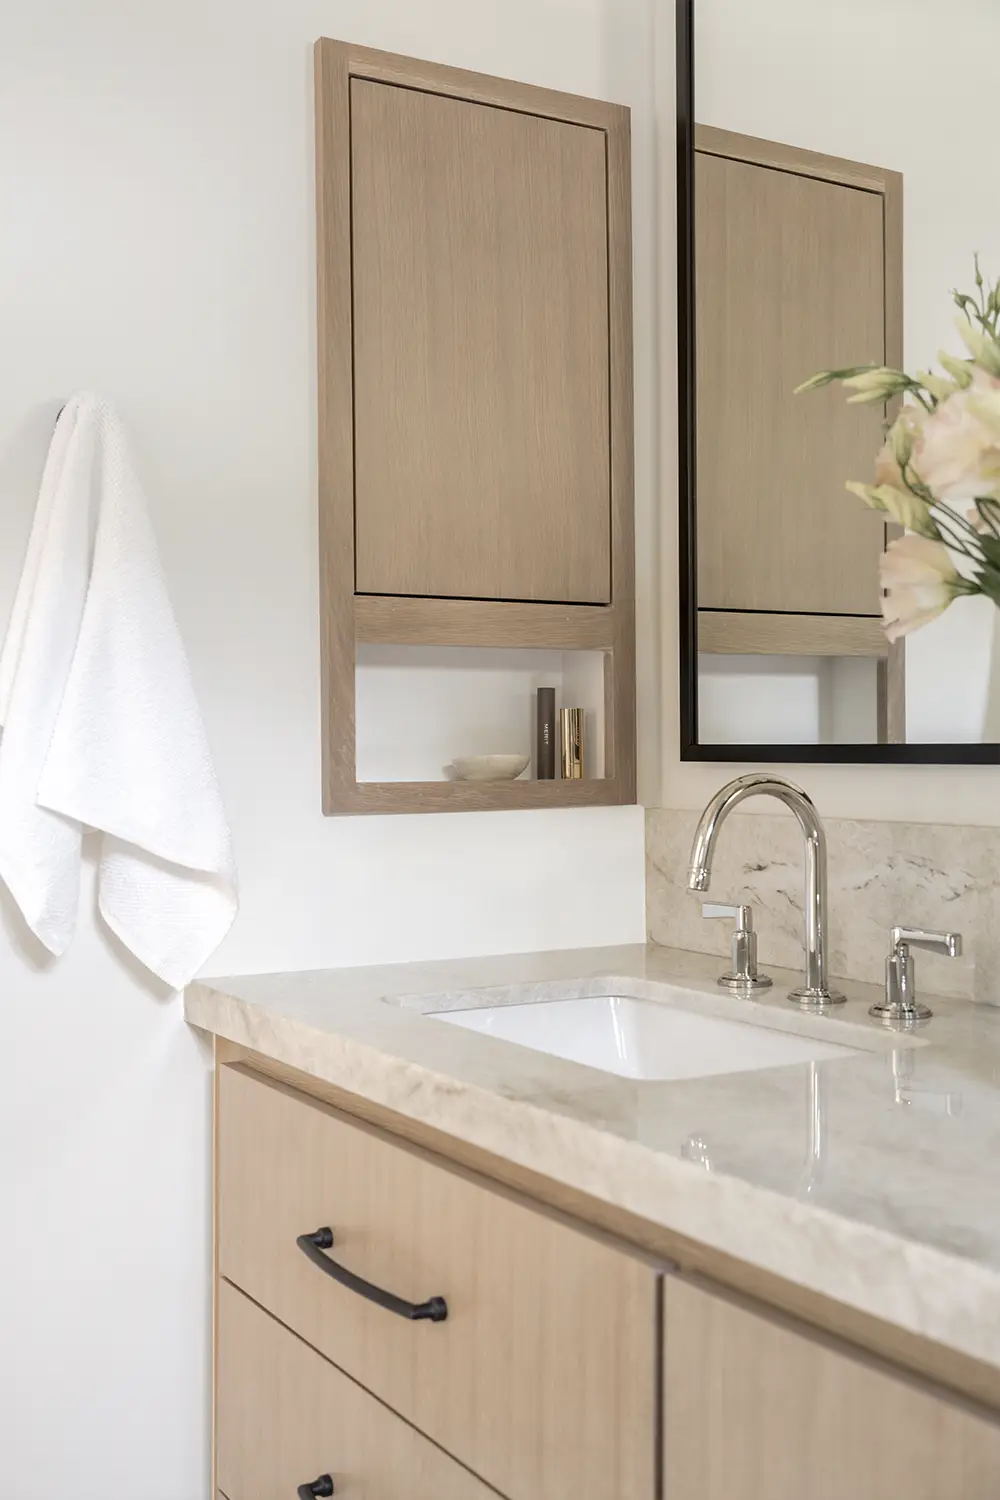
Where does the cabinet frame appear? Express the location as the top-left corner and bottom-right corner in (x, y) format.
(315, 38), (636, 813)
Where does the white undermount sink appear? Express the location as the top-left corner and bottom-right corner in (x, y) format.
(431, 992), (861, 1081)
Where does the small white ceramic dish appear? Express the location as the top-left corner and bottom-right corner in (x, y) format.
(452, 754), (530, 782)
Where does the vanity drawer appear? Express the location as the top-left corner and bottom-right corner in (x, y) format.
(217, 1279), (496, 1500)
(218, 1063), (659, 1500)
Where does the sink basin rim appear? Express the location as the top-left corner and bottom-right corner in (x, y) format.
(428, 989), (866, 1083)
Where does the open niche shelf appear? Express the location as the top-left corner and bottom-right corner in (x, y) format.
(315, 39), (635, 815)
(354, 635), (620, 813)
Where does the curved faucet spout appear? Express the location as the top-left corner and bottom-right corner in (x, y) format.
(686, 774), (844, 1008)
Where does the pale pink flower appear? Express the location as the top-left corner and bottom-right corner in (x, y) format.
(910, 368), (1000, 502)
(879, 535), (967, 642)
(875, 405), (926, 488)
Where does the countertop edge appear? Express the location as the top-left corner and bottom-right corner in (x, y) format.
(186, 979), (1000, 1376)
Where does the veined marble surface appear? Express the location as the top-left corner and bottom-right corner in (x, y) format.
(648, 808), (1000, 1004)
(187, 944), (1000, 1376)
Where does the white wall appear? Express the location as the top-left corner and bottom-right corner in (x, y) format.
(698, 655), (878, 746)
(657, 0), (1000, 816)
(0, 3), (658, 1495)
(355, 646), (607, 781)
(689, 0), (1000, 748)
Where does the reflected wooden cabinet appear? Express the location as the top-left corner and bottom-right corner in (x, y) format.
(693, 126), (905, 740)
(316, 39), (636, 813)
(695, 130), (892, 620)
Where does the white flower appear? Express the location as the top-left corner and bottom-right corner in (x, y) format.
(918, 369), (964, 402)
(966, 500), (1000, 535)
(846, 481), (934, 535)
(874, 406), (925, 487)
(879, 536), (968, 642)
(955, 316), (1000, 378)
(841, 367), (912, 404)
(966, 379), (1000, 441)
(909, 368), (1000, 502)
(938, 351), (975, 389)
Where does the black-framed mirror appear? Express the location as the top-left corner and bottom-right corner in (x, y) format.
(677, 0), (1000, 764)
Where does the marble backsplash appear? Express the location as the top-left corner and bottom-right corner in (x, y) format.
(646, 808), (1000, 1005)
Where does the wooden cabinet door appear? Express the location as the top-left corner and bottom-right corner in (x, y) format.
(664, 1277), (1000, 1500)
(218, 1064), (659, 1500)
(351, 78), (612, 604)
(217, 1280), (496, 1500)
(695, 144), (888, 616)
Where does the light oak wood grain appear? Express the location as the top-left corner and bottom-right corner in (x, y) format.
(696, 147), (887, 615)
(218, 1064), (660, 1500)
(880, 638), (907, 743)
(355, 595), (615, 649)
(345, 776), (623, 815)
(321, 37), (623, 128)
(315, 40), (357, 805)
(695, 124), (893, 193)
(606, 111), (637, 792)
(699, 610), (887, 657)
(882, 173), (907, 741)
(217, 1280), (496, 1500)
(314, 39), (636, 813)
(210, 1039), (221, 1496)
(663, 1275), (1000, 1500)
(352, 79), (611, 605)
(213, 1043), (1000, 1417)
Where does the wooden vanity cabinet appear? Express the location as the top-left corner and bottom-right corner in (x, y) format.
(664, 1276), (1000, 1500)
(217, 1280), (496, 1500)
(214, 1055), (1000, 1500)
(216, 1063), (660, 1500)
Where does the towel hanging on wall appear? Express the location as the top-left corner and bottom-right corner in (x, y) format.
(0, 393), (237, 988)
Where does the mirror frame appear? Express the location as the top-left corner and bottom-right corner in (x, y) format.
(675, 0), (1000, 764)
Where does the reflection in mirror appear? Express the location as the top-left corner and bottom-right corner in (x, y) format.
(684, 0), (1000, 756)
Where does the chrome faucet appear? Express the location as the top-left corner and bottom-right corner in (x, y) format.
(687, 774), (845, 1008)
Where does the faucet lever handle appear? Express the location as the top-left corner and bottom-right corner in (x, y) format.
(890, 927), (962, 960)
(871, 926), (962, 1027)
(701, 902), (771, 993)
(701, 901), (753, 930)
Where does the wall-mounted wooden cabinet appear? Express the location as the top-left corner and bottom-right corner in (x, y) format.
(316, 39), (635, 814)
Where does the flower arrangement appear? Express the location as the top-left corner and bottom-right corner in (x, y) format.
(797, 259), (1000, 641)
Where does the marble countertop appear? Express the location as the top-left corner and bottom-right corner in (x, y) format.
(186, 943), (1000, 1374)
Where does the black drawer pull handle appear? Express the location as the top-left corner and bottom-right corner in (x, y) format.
(296, 1227), (448, 1323)
(297, 1477), (334, 1499)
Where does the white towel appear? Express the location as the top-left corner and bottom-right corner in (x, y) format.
(0, 394), (237, 988)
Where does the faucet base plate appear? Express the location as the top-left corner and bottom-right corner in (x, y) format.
(869, 999), (933, 1026)
(787, 985), (847, 1009)
(718, 972), (773, 992)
